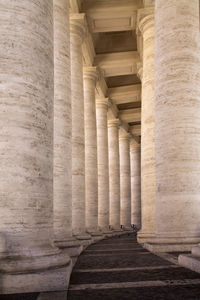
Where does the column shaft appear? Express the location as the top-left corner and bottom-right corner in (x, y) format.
(0, 0), (69, 293)
(53, 0), (73, 246)
(108, 119), (120, 230)
(83, 67), (100, 236)
(96, 98), (110, 232)
(137, 8), (156, 242)
(119, 134), (131, 229)
(152, 0), (200, 251)
(130, 140), (141, 229)
(70, 14), (90, 241)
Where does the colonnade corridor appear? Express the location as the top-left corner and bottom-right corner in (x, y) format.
(68, 234), (200, 300)
(1, 0), (200, 299)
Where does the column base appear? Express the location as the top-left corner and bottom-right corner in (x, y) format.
(55, 237), (83, 263)
(178, 244), (200, 274)
(0, 263), (73, 294)
(87, 230), (104, 242)
(74, 232), (92, 248)
(100, 228), (114, 237)
(142, 236), (200, 252)
(122, 226), (133, 232)
(0, 249), (72, 294)
(137, 231), (155, 244)
(55, 236), (81, 248)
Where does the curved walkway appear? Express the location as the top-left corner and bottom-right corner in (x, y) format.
(68, 233), (200, 300)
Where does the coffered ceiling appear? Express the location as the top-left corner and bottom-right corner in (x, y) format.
(70, 0), (146, 137)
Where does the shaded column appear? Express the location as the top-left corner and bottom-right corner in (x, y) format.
(108, 119), (121, 230)
(137, 8), (156, 243)
(96, 98), (110, 232)
(83, 67), (101, 238)
(130, 139), (141, 229)
(0, 0), (70, 293)
(53, 0), (79, 250)
(70, 14), (90, 242)
(119, 133), (132, 230)
(149, 0), (200, 251)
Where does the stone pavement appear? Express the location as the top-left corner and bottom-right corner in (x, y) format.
(68, 233), (200, 300)
(1, 233), (200, 300)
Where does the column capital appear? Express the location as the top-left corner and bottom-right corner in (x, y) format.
(83, 66), (99, 82)
(70, 13), (86, 42)
(137, 7), (154, 35)
(130, 138), (141, 152)
(108, 118), (120, 128)
(96, 97), (109, 109)
(119, 132), (131, 141)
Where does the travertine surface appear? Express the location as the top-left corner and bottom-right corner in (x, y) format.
(137, 8), (156, 243)
(153, 0), (200, 248)
(130, 140), (141, 229)
(108, 119), (121, 230)
(83, 67), (99, 235)
(119, 134), (131, 229)
(179, 242), (200, 273)
(0, 0), (70, 292)
(96, 98), (110, 232)
(53, 0), (73, 245)
(70, 14), (88, 238)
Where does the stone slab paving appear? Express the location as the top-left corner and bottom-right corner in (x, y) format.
(0, 294), (39, 300)
(68, 233), (200, 300)
(1, 234), (200, 300)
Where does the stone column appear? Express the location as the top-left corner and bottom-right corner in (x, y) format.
(0, 0), (70, 293)
(119, 133), (131, 230)
(137, 8), (156, 243)
(130, 140), (141, 229)
(149, 0), (200, 252)
(96, 98), (110, 233)
(83, 67), (101, 238)
(108, 119), (121, 230)
(53, 0), (80, 253)
(70, 14), (90, 242)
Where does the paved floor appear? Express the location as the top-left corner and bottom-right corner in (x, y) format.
(68, 233), (200, 300)
(1, 233), (200, 300)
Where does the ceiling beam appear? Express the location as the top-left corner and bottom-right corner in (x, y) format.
(95, 51), (140, 77)
(108, 84), (141, 105)
(119, 108), (141, 123)
(83, 0), (141, 33)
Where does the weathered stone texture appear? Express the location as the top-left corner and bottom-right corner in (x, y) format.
(154, 0), (200, 246)
(119, 134), (131, 228)
(0, 0), (71, 293)
(0, 0), (54, 255)
(83, 67), (99, 234)
(53, 0), (72, 243)
(96, 98), (110, 231)
(137, 8), (156, 242)
(130, 141), (141, 228)
(70, 14), (86, 236)
(108, 119), (120, 230)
